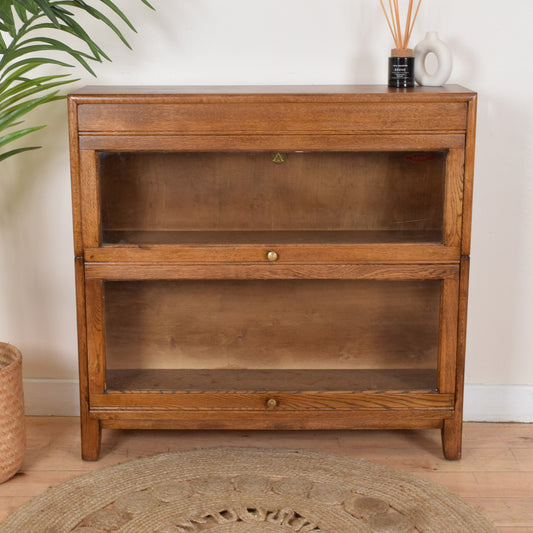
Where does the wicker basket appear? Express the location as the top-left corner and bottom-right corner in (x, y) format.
(0, 343), (25, 484)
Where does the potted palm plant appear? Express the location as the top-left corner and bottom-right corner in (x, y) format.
(0, 0), (154, 483)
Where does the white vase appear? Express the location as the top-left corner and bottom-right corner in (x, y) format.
(414, 32), (453, 86)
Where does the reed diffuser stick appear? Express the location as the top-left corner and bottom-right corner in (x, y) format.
(393, 0), (403, 48)
(403, 0), (414, 49)
(379, 0), (422, 51)
(379, 0), (396, 44)
(405, 0), (422, 49)
(386, 0), (398, 44)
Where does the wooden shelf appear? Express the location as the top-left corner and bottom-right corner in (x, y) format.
(103, 229), (443, 246)
(105, 368), (438, 393)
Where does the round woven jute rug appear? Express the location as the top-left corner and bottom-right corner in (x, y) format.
(0, 447), (497, 533)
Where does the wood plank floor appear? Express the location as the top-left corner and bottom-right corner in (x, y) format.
(1, 418), (532, 531)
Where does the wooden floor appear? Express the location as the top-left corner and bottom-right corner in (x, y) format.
(0, 419), (532, 531)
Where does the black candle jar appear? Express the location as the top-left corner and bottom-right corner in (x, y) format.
(388, 52), (415, 88)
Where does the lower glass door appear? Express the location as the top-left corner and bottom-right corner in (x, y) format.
(102, 279), (441, 393)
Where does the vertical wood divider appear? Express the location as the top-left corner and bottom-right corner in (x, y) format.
(443, 148), (465, 249)
(461, 95), (478, 256)
(85, 279), (106, 396)
(437, 276), (460, 394)
(79, 150), (101, 249)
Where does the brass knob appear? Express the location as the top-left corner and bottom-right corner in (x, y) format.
(266, 398), (278, 409)
(267, 251), (279, 262)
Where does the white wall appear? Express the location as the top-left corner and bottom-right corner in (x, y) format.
(1, 0), (533, 419)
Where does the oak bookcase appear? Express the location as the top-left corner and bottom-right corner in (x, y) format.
(68, 85), (477, 460)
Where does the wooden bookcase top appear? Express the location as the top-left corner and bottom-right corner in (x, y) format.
(69, 84), (476, 101)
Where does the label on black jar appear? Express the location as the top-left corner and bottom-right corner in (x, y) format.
(391, 64), (409, 79)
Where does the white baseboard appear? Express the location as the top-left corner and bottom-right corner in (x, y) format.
(22, 379), (533, 422)
(23, 379), (80, 416)
(463, 384), (533, 422)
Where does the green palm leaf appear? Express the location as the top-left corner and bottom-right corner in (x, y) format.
(0, 90), (58, 130)
(0, 57), (74, 81)
(0, 76), (71, 112)
(0, 124), (45, 147)
(1, 0), (155, 163)
(0, 145), (40, 161)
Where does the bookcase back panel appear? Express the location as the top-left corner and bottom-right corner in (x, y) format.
(103, 279), (440, 392)
(99, 151), (446, 245)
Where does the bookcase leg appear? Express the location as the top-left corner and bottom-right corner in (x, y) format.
(81, 415), (101, 461)
(441, 418), (462, 460)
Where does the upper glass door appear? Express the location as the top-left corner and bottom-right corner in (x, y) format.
(98, 151), (446, 246)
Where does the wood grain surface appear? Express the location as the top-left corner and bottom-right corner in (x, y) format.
(1, 419), (531, 531)
(68, 85), (477, 460)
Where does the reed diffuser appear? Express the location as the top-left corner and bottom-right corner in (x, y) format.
(379, 0), (422, 87)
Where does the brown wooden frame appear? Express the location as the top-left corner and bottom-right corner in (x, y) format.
(68, 85), (477, 461)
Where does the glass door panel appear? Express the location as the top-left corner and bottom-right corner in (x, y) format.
(99, 152), (446, 246)
(103, 279), (441, 392)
